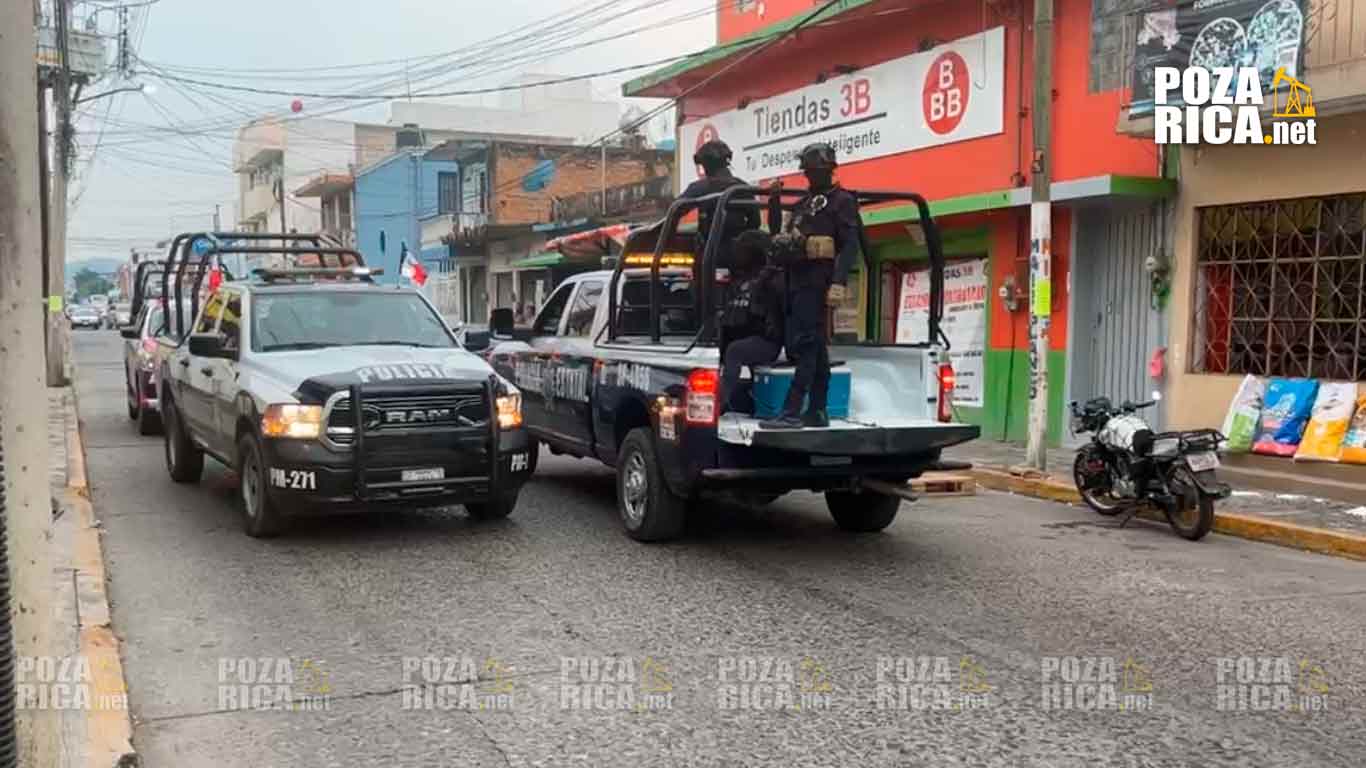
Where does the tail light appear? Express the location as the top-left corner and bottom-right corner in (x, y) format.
(937, 363), (955, 423)
(685, 369), (719, 426)
(141, 337), (157, 355)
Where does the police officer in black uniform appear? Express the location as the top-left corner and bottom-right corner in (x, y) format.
(760, 143), (861, 429)
(718, 230), (784, 415)
(680, 140), (761, 258)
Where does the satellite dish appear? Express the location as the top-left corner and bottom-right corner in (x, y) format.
(619, 106), (647, 134)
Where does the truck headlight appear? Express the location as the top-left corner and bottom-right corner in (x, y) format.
(496, 392), (522, 430)
(261, 404), (323, 439)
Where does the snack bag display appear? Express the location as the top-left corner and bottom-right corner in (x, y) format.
(1220, 375), (1265, 453)
(1339, 393), (1366, 464)
(1252, 378), (1319, 457)
(1294, 382), (1356, 462)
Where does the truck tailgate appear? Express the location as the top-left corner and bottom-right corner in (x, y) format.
(717, 414), (980, 456)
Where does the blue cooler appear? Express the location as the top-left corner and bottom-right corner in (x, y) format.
(751, 365), (851, 419)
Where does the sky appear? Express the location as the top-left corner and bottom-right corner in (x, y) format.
(65, 0), (717, 265)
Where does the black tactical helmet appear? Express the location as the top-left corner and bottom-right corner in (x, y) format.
(797, 142), (838, 170)
(693, 139), (733, 170)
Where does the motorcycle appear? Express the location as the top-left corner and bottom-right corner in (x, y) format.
(1069, 394), (1231, 541)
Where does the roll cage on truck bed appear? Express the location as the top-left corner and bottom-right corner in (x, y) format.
(488, 184), (980, 541)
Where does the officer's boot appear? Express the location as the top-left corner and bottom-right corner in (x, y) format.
(801, 410), (829, 428)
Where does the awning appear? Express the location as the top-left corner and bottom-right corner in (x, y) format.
(511, 252), (564, 269)
(544, 223), (634, 261)
(861, 175), (1176, 228)
(294, 173), (354, 198)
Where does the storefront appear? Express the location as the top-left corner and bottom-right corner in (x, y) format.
(1166, 111), (1366, 431)
(626, 0), (1163, 444)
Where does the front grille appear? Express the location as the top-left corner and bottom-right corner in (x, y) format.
(325, 390), (489, 447)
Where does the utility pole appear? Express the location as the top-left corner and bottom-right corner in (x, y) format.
(1025, 0), (1054, 470)
(213, 204), (221, 231)
(1, 1), (60, 764)
(44, 0), (73, 386)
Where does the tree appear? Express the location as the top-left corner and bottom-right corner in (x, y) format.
(73, 268), (113, 300)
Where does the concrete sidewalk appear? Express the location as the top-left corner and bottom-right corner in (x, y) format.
(48, 386), (137, 768)
(947, 440), (1366, 561)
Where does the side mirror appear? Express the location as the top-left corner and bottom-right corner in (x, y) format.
(188, 333), (228, 358)
(119, 326), (139, 340)
(490, 308), (515, 337)
(463, 330), (491, 352)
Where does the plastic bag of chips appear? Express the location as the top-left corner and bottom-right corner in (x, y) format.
(1252, 378), (1319, 457)
(1294, 382), (1356, 462)
(1338, 392), (1366, 464)
(1220, 375), (1265, 453)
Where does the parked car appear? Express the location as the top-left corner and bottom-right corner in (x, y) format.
(159, 263), (533, 537)
(69, 305), (102, 330)
(121, 301), (188, 435)
(110, 302), (132, 329)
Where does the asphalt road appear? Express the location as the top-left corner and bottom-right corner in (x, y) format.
(72, 331), (1365, 768)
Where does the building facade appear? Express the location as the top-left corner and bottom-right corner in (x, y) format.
(421, 140), (674, 326)
(627, 0), (1165, 444)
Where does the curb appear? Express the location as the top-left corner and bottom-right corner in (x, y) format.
(970, 467), (1366, 562)
(63, 389), (139, 767)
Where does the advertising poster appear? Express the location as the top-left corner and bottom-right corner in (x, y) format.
(1130, 0), (1306, 116)
(677, 27), (1005, 187)
(895, 258), (988, 407)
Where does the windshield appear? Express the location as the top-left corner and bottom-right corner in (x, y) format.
(251, 291), (456, 353)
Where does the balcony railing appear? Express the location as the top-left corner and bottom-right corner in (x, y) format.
(549, 175), (672, 224)
(1305, 0), (1366, 70)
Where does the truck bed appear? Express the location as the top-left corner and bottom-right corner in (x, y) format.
(716, 414), (979, 456)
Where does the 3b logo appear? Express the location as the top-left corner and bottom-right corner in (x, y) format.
(924, 51), (969, 135)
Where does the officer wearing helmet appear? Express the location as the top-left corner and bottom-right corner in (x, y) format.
(760, 142), (861, 429)
(680, 139), (761, 261)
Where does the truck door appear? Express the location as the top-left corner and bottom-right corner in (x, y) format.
(207, 290), (244, 459)
(179, 291), (224, 442)
(516, 282), (574, 441)
(556, 278), (604, 448)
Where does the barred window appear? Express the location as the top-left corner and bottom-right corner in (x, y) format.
(1192, 194), (1366, 380)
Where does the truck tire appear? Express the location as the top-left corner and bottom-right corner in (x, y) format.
(237, 434), (286, 538)
(466, 491), (519, 521)
(137, 403), (162, 437)
(826, 490), (900, 533)
(125, 365), (138, 420)
(616, 427), (687, 542)
(525, 438), (540, 476)
(162, 394), (204, 484)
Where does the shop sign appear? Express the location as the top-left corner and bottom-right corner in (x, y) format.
(678, 27), (1005, 187)
(1130, 0), (1306, 118)
(896, 258), (987, 407)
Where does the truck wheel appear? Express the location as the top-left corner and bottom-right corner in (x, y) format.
(237, 434), (286, 538)
(525, 438), (540, 476)
(466, 491), (519, 521)
(617, 428), (687, 542)
(125, 365), (138, 420)
(826, 490), (900, 533)
(162, 395), (203, 484)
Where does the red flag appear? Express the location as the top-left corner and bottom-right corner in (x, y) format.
(207, 265), (223, 292)
(400, 249), (428, 287)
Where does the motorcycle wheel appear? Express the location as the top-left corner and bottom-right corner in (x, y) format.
(1073, 449), (1126, 517)
(1165, 466), (1215, 541)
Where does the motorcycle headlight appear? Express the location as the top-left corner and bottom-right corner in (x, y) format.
(261, 404), (323, 439)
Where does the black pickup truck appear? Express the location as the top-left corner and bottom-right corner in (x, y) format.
(485, 186), (979, 541)
(155, 234), (532, 537)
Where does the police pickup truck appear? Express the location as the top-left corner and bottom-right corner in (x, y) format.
(485, 186), (978, 542)
(157, 241), (531, 537)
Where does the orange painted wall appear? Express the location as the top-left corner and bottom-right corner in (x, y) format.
(692, 0), (1158, 195)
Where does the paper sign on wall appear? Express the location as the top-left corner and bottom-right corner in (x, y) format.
(895, 258), (988, 407)
(677, 27), (1006, 188)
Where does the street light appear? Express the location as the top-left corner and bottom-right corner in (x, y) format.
(73, 82), (153, 105)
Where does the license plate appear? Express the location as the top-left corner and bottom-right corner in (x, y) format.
(402, 468), (445, 483)
(1186, 451), (1220, 472)
(811, 455), (853, 467)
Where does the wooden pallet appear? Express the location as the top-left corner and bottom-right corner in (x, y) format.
(909, 472), (976, 497)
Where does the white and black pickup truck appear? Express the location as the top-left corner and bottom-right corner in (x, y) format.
(483, 186), (979, 542)
(157, 253), (532, 537)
